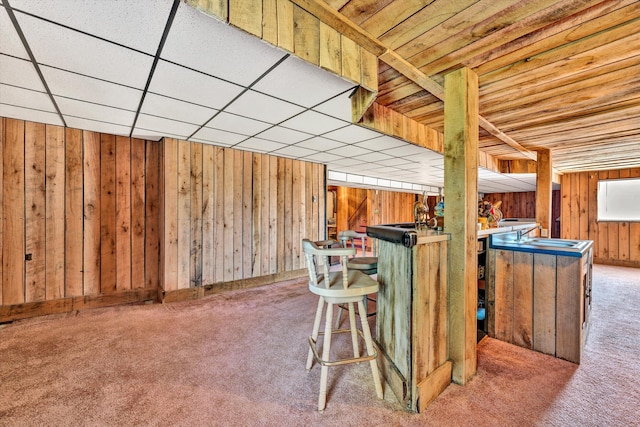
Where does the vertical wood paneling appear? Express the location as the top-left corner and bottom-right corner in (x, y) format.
(533, 253), (556, 356)
(223, 148), (234, 281)
(100, 134), (117, 293)
(201, 144), (215, 285)
(578, 172), (589, 241)
(494, 250), (513, 343)
(229, 0), (263, 37)
(116, 136), (131, 291)
(283, 158), (292, 271)
(131, 139), (146, 289)
(262, 0), (278, 46)
(607, 170), (620, 260)
(319, 22), (341, 75)
(569, 173), (579, 240)
(587, 172), (598, 244)
(292, 160), (301, 269)
(276, 0), (294, 53)
(0, 119), (3, 306)
(269, 156), (278, 273)
(233, 150), (243, 280)
(190, 142), (203, 287)
(83, 131), (101, 295)
(65, 128), (84, 297)
(145, 141), (160, 289)
(597, 171), (609, 260)
(177, 140), (191, 289)
(214, 147), (225, 282)
(162, 138), (178, 292)
(252, 153), (262, 276)
(260, 154), (270, 276)
(46, 125), (65, 300)
(293, 5), (320, 65)
(3, 119), (25, 305)
(24, 121), (46, 302)
(242, 151), (252, 278)
(513, 251), (533, 349)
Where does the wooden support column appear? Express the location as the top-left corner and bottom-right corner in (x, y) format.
(536, 149), (552, 237)
(444, 67), (478, 385)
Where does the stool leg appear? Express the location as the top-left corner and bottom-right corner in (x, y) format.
(307, 296), (324, 371)
(358, 299), (383, 399)
(319, 302), (333, 411)
(347, 302), (360, 358)
(334, 305), (344, 329)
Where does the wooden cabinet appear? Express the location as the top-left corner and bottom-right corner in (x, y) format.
(487, 246), (593, 363)
(375, 237), (451, 412)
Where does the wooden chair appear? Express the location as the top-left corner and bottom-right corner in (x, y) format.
(335, 230), (378, 326)
(302, 239), (383, 411)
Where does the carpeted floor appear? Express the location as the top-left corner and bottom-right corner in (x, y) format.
(0, 264), (638, 426)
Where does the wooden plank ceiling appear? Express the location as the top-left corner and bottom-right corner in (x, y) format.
(320, 0), (640, 172)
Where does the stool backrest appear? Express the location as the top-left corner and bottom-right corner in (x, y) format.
(302, 239), (355, 290)
(338, 230), (377, 257)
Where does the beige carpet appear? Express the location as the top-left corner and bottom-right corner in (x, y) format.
(1, 264), (639, 426)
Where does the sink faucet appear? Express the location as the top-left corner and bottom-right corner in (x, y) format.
(517, 224), (541, 241)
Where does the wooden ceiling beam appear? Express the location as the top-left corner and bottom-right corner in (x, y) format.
(290, 0), (537, 161)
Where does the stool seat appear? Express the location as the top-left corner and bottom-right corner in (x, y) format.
(346, 256), (378, 274)
(310, 270), (378, 302)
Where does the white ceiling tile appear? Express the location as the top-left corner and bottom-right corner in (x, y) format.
(135, 114), (200, 138)
(206, 111), (271, 136)
(329, 158), (366, 167)
(374, 157), (414, 167)
(10, 0), (173, 54)
(304, 152), (342, 163)
(140, 93), (217, 125)
(281, 110), (347, 135)
(41, 65), (142, 110)
(149, 60), (244, 110)
(0, 55), (44, 91)
(327, 144), (372, 158)
(357, 152), (394, 163)
(131, 129), (177, 142)
(163, 3), (285, 86)
(0, 103), (62, 126)
(296, 136), (346, 151)
(191, 126), (246, 146)
(225, 90), (305, 124)
(55, 96), (135, 126)
(0, 84), (54, 111)
(235, 138), (286, 153)
(271, 145), (317, 159)
(312, 91), (353, 121)
(65, 116), (131, 136)
(15, 12), (153, 88)
(256, 126), (311, 145)
(0, 6), (28, 59)
(384, 144), (429, 157)
(323, 125), (382, 144)
(354, 135), (407, 151)
(253, 55), (354, 108)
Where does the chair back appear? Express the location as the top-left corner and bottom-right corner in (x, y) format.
(302, 239), (355, 290)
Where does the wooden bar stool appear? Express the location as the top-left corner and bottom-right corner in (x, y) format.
(302, 239), (383, 411)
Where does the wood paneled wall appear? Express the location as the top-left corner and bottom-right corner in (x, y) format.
(334, 186), (414, 233)
(0, 117), (160, 310)
(161, 139), (326, 293)
(560, 168), (640, 268)
(482, 191), (561, 238)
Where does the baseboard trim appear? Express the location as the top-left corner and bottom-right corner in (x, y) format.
(160, 269), (308, 303)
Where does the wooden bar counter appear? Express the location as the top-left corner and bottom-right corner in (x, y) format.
(367, 224), (452, 412)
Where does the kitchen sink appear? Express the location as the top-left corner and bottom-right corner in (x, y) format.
(489, 232), (593, 257)
(523, 238), (582, 248)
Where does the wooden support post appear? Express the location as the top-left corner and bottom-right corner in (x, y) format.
(536, 149), (552, 237)
(444, 67), (478, 385)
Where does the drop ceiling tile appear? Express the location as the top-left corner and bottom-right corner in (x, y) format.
(65, 116), (131, 136)
(135, 114), (200, 138)
(271, 145), (317, 159)
(162, 3), (285, 87)
(374, 157), (414, 167)
(357, 152), (394, 163)
(326, 144), (372, 158)
(206, 111), (271, 136)
(149, 60), (244, 110)
(131, 129), (178, 142)
(354, 135), (406, 151)
(15, 12), (153, 88)
(256, 126), (311, 145)
(10, 0), (173, 55)
(323, 125), (381, 144)
(304, 152), (343, 163)
(280, 110), (347, 135)
(329, 157), (366, 167)
(225, 90), (305, 124)
(0, 55), (44, 91)
(253, 55), (354, 108)
(55, 96), (135, 126)
(235, 137), (285, 153)
(0, 103), (62, 126)
(0, 6), (28, 59)
(41, 65), (142, 110)
(384, 144), (428, 157)
(0, 84), (54, 112)
(191, 126), (246, 146)
(296, 136), (346, 151)
(312, 91), (353, 121)
(140, 93), (218, 125)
